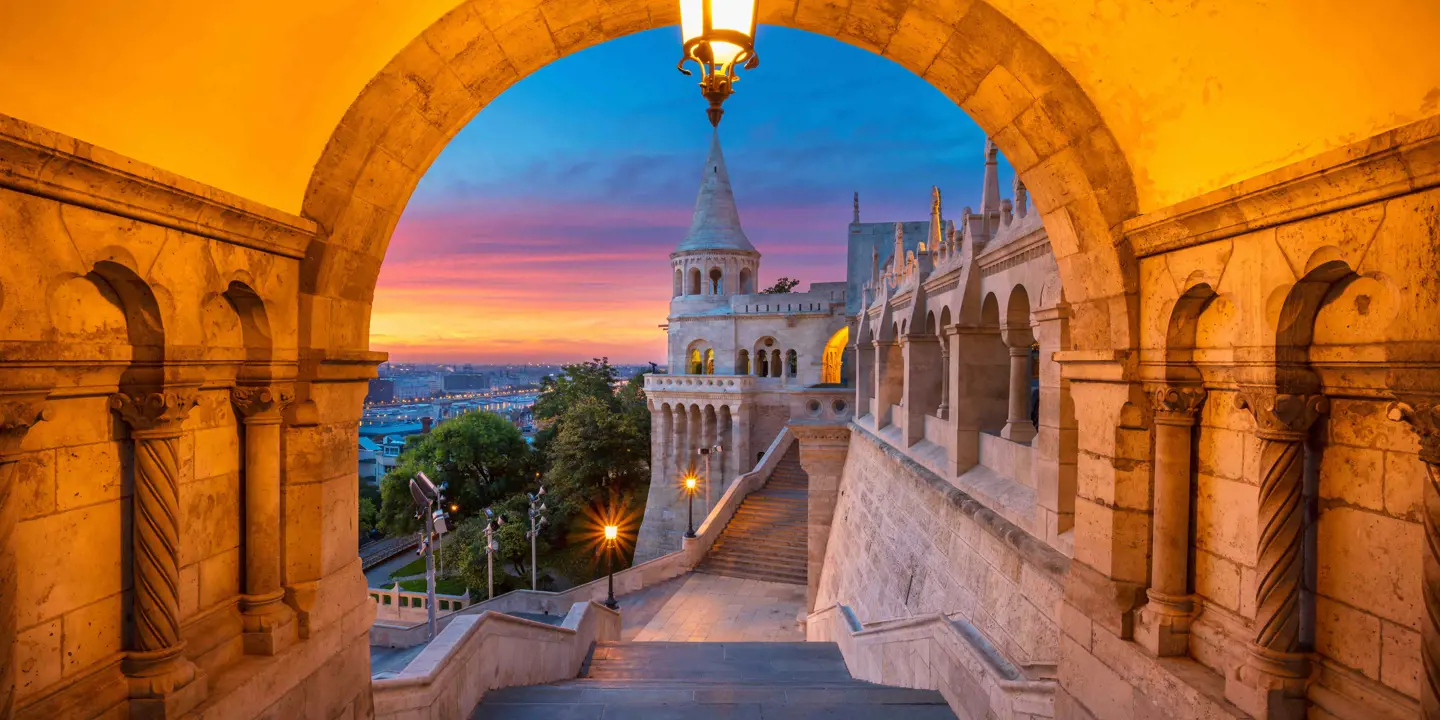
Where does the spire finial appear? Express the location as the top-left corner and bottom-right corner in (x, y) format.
(853, 191), (860, 223)
(980, 136), (1001, 226)
(929, 186), (944, 251)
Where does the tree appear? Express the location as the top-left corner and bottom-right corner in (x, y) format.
(358, 497), (379, 535)
(532, 358), (620, 424)
(760, 277), (800, 294)
(546, 396), (649, 500)
(376, 411), (535, 536)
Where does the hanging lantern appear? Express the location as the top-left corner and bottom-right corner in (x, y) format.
(677, 0), (760, 127)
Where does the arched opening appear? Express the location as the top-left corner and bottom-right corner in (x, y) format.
(737, 349), (750, 375)
(770, 349), (782, 379)
(1001, 285), (1036, 443)
(973, 293), (1010, 434)
(673, 269), (683, 297)
(786, 349), (798, 379)
(688, 347), (703, 375)
(709, 268), (723, 295)
(739, 267), (754, 294)
(688, 267), (702, 296)
(822, 327), (850, 385)
(704, 348), (715, 375)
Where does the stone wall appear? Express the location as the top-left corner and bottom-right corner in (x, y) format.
(816, 426), (1067, 671)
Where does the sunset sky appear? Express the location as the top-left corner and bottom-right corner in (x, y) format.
(371, 26), (1008, 364)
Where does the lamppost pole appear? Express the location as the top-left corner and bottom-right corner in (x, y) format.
(604, 523), (619, 610)
(482, 508), (503, 600)
(527, 487), (548, 591)
(684, 475), (698, 538)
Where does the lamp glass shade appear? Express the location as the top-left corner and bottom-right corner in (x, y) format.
(685, 476), (697, 490)
(604, 525), (619, 541)
(681, 0), (756, 66)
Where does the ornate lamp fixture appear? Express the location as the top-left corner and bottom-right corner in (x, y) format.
(677, 0), (760, 127)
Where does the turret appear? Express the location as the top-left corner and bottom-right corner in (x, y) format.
(671, 131), (761, 299)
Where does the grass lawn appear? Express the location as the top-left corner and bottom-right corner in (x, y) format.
(398, 577), (469, 596)
(389, 556), (428, 579)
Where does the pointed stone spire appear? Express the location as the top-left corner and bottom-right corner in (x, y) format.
(893, 222), (905, 273)
(928, 186), (944, 252)
(675, 130), (757, 254)
(980, 138), (1001, 219)
(853, 191), (860, 223)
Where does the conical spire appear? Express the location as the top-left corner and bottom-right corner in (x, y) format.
(980, 138), (1001, 218)
(675, 131), (757, 254)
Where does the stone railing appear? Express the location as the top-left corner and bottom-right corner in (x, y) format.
(644, 374), (756, 393)
(370, 428), (796, 648)
(371, 601), (621, 720)
(786, 387), (855, 424)
(369, 584), (471, 625)
(807, 603), (1056, 720)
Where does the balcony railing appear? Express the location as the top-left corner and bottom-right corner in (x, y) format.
(644, 374), (756, 392)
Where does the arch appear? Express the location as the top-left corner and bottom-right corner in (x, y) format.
(688, 267), (702, 296)
(708, 267), (723, 295)
(1164, 283), (1219, 381)
(739, 267), (754, 294)
(704, 348), (715, 375)
(224, 281), (273, 365)
(822, 327), (849, 385)
(737, 349), (750, 375)
(300, 1), (1140, 361)
(786, 349), (798, 378)
(673, 269), (683, 297)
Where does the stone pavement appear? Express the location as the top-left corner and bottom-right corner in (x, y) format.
(629, 573), (805, 643)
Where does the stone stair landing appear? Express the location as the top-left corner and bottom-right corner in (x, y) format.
(474, 641), (957, 718)
(696, 444), (808, 585)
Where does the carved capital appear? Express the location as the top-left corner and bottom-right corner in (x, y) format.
(1388, 398), (1440, 465)
(1235, 389), (1328, 441)
(1150, 385), (1206, 422)
(231, 385), (294, 423)
(0, 398), (49, 456)
(110, 390), (199, 436)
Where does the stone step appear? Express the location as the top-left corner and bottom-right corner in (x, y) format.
(695, 563), (806, 585)
(697, 556), (806, 575)
(709, 536), (808, 553)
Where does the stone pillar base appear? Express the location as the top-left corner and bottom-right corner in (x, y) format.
(240, 590), (297, 656)
(123, 646), (207, 720)
(1001, 421), (1036, 443)
(1134, 590), (1195, 657)
(1224, 648), (1313, 720)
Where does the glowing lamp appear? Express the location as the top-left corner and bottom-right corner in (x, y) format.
(604, 524), (619, 542)
(685, 476), (698, 492)
(677, 0), (760, 127)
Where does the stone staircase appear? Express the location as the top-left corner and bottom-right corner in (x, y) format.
(473, 641), (957, 718)
(696, 444), (808, 585)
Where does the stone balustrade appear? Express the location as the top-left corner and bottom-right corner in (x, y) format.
(371, 601), (621, 720)
(369, 585), (471, 625)
(644, 374), (756, 393)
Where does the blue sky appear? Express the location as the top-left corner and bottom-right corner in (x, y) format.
(375, 26), (1011, 363)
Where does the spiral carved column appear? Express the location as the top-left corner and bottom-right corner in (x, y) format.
(1388, 399), (1440, 720)
(231, 385), (295, 656)
(1228, 389), (1327, 720)
(111, 390), (207, 719)
(1137, 384), (1205, 657)
(0, 397), (48, 720)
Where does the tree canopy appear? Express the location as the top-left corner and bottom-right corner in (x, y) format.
(760, 277), (800, 294)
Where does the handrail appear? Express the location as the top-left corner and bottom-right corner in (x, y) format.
(808, 603), (1056, 719)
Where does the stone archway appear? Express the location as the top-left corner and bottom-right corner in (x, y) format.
(297, 0), (1139, 361)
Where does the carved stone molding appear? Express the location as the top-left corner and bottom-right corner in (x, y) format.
(1150, 385), (1207, 423)
(0, 398), (49, 455)
(110, 390), (200, 436)
(1388, 398), (1440, 719)
(230, 385), (293, 423)
(1234, 389), (1328, 441)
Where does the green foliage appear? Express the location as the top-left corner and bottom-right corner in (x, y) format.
(358, 497), (379, 535)
(376, 411), (535, 537)
(547, 396), (648, 498)
(760, 277), (800, 294)
(532, 358), (620, 424)
(389, 555), (428, 580)
(397, 577), (468, 595)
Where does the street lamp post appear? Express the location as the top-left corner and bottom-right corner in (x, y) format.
(482, 508), (503, 600)
(697, 444), (722, 518)
(527, 487), (548, 591)
(408, 471), (449, 642)
(676, 0), (761, 126)
(603, 524), (619, 610)
(684, 475), (698, 538)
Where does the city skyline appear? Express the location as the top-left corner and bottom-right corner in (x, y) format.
(371, 26), (1008, 364)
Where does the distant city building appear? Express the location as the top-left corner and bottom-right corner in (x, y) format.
(443, 372), (490, 391)
(365, 378), (395, 404)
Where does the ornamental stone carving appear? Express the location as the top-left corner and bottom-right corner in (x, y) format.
(231, 385), (294, 422)
(1388, 398), (1440, 719)
(1150, 385), (1206, 419)
(110, 390), (200, 435)
(1234, 390), (1328, 440)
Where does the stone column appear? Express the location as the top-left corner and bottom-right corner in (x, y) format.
(231, 385), (295, 656)
(789, 423), (851, 612)
(948, 326), (989, 474)
(654, 406), (672, 492)
(1228, 390), (1328, 720)
(901, 334), (940, 448)
(855, 341), (874, 421)
(938, 342), (950, 420)
(671, 405), (688, 481)
(732, 403), (751, 477)
(111, 390), (208, 719)
(1001, 336), (1036, 443)
(702, 406), (718, 513)
(873, 340), (903, 428)
(0, 395), (48, 720)
(1387, 399), (1440, 720)
(1136, 385), (1206, 657)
